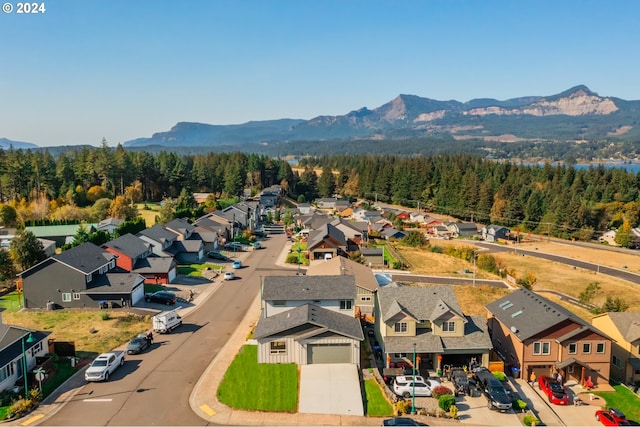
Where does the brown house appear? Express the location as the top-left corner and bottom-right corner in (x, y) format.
(306, 223), (348, 260)
(486, 289), (613, 387)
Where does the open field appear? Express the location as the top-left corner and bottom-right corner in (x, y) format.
(395, 245), (498, 279)
(136, 202), (160, 227)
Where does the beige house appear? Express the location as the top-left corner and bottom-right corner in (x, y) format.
(374, 284), (492, 373)
(592, 312), (640, 385)
(487, 289), (612, 386)
(307, 256), (379, 320)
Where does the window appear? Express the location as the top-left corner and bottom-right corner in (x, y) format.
(270, 341), (286, 354)
(442, 321), (455, 332)
(612, 355), (622, 369)
(272, 300), (285, 306)
(394, 322), (407, 333)
(582, 343), (591, 354)
(568, 343), (577, 354)
(340, 300), (353, 310)
(29, 341), (43, 356)
(361, 296), (371, 302)
(0, 363), (14, 382)
(596, 342), (605, 354)
(533, 341), (550, 355)
(62, 293), (71, 302)
(72, 293), (81, 300)
(567, 365), (574, 374)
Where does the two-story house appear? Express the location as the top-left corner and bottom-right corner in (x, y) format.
(20, 242), (146, 309)
(592, 312), (640, 385)
(254, 275), (363, 366)
(487, 289), (612, 386)
(306, 223), (348, 261)
(482, 225), (510, 242)
(375, 284), (492, 373)
(137, 225), (179, 257)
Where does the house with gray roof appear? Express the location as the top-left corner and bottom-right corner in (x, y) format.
(375, 285), (492, 373)
(97, 218), (123, 235)
(307, 256), (378, 319)
(306, 223), (348, 261)
(137, 225), (178, 256)
(256, 275), (363, 366)
(482, 224), (510, 242)
(446, 222), (479, 239)
(592, 312), (640, 385)
(487, 289), (612, 387)
(19, 242), (146, 309)
(381, 227), (407, 241)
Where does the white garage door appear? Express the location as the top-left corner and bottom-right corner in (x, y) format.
(168, 267), (177, 282)
(131, 283), (145, 305)
(307, 344), (351, 364)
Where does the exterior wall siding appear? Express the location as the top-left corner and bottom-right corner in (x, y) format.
(385, 314), (416, 337)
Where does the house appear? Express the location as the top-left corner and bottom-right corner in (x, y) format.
(162, 218), (205, 263)
(102, 233), (177, 284)
(353, 209), (383, 222)
(375, 284), (492, 372)
(306, 223), (348, 261)
(482, 225), (510, 242)
(396, 212), (411, 221)
(315, 197), (338, 210)
(137, 225), (179, 256)
(259, 185), (282, 208)
(331, 218), (368, 247)
(339, 207), (354, 218)
(409, 212), (427, 225)
(26, 223), (98, 248)
(194, 213), (231, 248)
(0, 311), (50, 393)
(297, 203), (312, 215)
(19, 242), (146, 309)
(381, 228), (407, 241)
(97, 218), (123, 235)
(360, 247), (384, 267)
(0, 227), (17, 249)
(307, 256), (379, 319)
(486, 289), (613, 386)
(446, 222), (478, 239)
(254, 275), (363, 365)
(592, 312), (640, 385)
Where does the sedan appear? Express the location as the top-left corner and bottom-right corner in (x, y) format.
(538, 375), (569, 405)
(382, 417), (425, 426)
(224, 271), (235, 280)
(596, 409), (630, 426)
(207, 251), (229, 261)
(126, 333), (150, 354)
(232, 260), (242, 269)
(144, 291), (177, 305)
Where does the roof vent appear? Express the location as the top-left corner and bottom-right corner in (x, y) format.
(510, 326), (518, 333)
(499, 301), (511, 308)
(511, 310), (523, 318)
(502, 302), (514, 310)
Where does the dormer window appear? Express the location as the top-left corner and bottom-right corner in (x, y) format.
(442, 321), (455, 332)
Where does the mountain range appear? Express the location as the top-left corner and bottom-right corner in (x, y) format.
(122, 85), (640, 150)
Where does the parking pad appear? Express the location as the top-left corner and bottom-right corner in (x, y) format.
(299, 364), (364, 416)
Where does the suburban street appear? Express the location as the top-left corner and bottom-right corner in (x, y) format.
(42, 232), (289, 426)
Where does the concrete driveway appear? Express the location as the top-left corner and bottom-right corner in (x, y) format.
(299, 364), (364, 416)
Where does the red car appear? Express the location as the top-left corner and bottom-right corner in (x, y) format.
(538, 375), (569, 405)
(595, 409), (630, 426)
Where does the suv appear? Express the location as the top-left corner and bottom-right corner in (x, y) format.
(392, 376), (441, 398)
(474, 367), (513, 412)
(144, 291), (177, 305)
(207, 251), (229, 261)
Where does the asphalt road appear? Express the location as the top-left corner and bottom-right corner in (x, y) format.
(44, 231), (290, 426)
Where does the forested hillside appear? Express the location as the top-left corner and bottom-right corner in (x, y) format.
(0, 144), (638, 245)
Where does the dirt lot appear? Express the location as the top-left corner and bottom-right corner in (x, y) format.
(395, 239), (640, 316)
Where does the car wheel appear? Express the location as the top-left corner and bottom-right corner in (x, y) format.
(120, 357), (125, 366)
(595, 414), (600, 421)
(105, 372), (109, 381)
(403, 392), (411, 399)
(487, 400), (492, 410)
(145, 297), (150, 302)
(166, 300), (171, 305)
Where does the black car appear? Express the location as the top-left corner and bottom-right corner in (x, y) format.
(382, 417), (425, 426)
(145, 291), (177, 305)
(126, 333), (151, 354)
(207, 251), (229, 261)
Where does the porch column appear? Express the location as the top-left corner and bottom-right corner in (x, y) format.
(437, 354), (443, 374)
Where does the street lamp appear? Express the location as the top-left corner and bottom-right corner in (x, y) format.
(297, 246), (302, 275)
(21, 332), (35, 400)
(412, 343), (416, 414)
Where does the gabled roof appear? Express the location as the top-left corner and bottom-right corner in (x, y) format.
(381, 228), (406, 238)
(195, 213), (231, 229)
(307, 223), (347, 250)
(97, 218), (123, 228)
(486, 224), (509, 232)
(486, 288), (606, 342)
(103, 233), (150, 259)
(360, 247), (383, 256)
(83, 271), (145, 294)
(172, 239), (203, 253)
(596, 312), (640, 342)
(164, 218), (195, 237)
(306, 256), (378, 292)
(254, 303), (364, 341)
(52, 242), (115, 275)
(378, 285), (464, 323)
(0, 326), (50, 368)
(430, 299), (467, 323)
(383, 299), (416, 322)
(262, 275), (356, 301)
(133, 256), (176, 274)
(138, 225), (177, 245)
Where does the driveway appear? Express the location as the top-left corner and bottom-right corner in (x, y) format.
(299, 364), (364, 416)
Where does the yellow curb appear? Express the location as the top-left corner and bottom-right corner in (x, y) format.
(200, 404), (216, 416)
(20, 413), (44, 426)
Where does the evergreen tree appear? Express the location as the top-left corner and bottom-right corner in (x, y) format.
(9, 229), (46, 271)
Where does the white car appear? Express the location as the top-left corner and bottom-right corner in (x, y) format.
(224, 271), (235, 280)
(392, 376), (442, 398)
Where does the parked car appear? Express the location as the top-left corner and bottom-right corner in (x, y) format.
(538, 375), (569, 405)
(144, 291), (177, 305)
(252, 241), (261, 249)
(382, 417), (425, 426)
(224, 271), (235, 280)
(207, 251), (229, 261)
(450, 368), (472, 396)
(596, 409), (630, 426)
(392, 376), (441, 398)
(232, 260), (242, 269)
(126, 333), (151, 354)
(224, 242), (244, 251)
(482, 378), (513, 412)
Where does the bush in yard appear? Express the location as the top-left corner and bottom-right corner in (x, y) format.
(523, 414), (540, 426)
(431, 385), (453, 399)
(438, 394), (456, 412)
(493, 371), (507, 382)
(449, 404), (458, 419)
(285, 253), (299, 264)
(513, 399), (527, 412)
(395, 399), (407, 415)
(402, 230), (428, 247)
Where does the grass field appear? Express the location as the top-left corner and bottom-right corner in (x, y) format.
(217, 345), (298, 412)
(363, 378), (394, 416)
(176, 263), (224, 276)
(135, 202), (161, 227)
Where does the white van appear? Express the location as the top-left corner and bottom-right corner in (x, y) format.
(153, 308), (182, 333)
(324, 253), (333, 260)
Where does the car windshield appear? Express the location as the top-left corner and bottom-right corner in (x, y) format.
(131, 338), (145, 345)
(491, 387), (508, 397)
(92, 360), (108, 367)
(549, 382), (564, 393)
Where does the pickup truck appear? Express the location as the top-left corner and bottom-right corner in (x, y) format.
(85, 351), (125, 382)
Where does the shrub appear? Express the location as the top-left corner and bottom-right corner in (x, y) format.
(101, 311), (111, 321)
(402, 230), (428, 247)
(438, 394), (456, 412)
(493, 371), (507, 382)
(522, 414), (540, 426)
(285, 253), (299, 264)
(431, 385), (453, 399)
(513, 399), (527, 412)
(430, 245), (443, 253)
(395, 399), (408, 415)
(0, 390), (18, 406)
(448, 404), (458, 419)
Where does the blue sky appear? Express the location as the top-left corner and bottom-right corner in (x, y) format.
(2, 0), (639, 147)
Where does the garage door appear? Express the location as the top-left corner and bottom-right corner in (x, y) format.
(307, 344), (351, 364)
(168, 267), (177, 282)
(131, 283), (145, 305)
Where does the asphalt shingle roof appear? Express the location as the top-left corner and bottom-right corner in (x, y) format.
(164, 218), (195, 237)
(253, 303), (364, 341)
(53, 242), (115, 274)
(378, 285), (464, 323)
(601, 312), (640, 343)
(103, 233), (150, 259)
(262, 275), (356, 301)
(306, 256), (378, 292)
(133, 256), (175, 274)
(307, 223), (347, 250)
(138, 225), (177, 244)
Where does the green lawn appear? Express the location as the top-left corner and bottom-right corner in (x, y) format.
(217, 345), (298, 412)
(363, 378), (394, 416)
(176, 263), (223, 276)
(594, 385), (640, 422)
(373, 243), (397, 265)
(0, 291), (23, 313)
